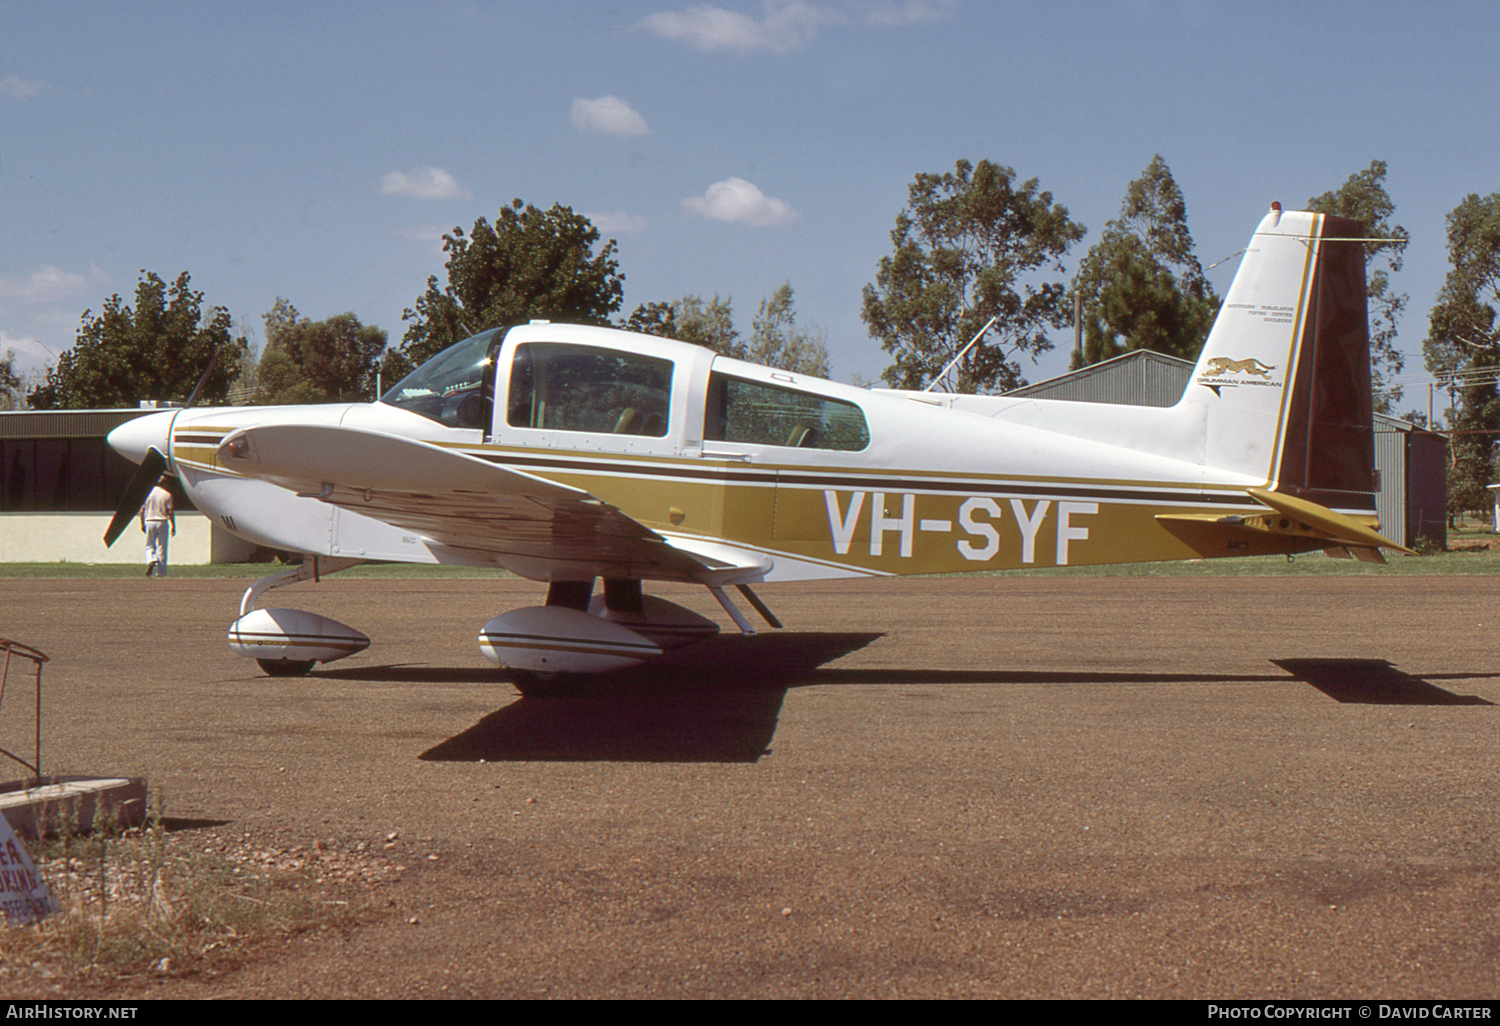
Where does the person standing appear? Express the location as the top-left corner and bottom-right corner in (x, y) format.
(141, 477), (176, 577)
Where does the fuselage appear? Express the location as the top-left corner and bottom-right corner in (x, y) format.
(109, 322), (1317, 583)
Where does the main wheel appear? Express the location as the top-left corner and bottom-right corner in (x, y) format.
(257, 658), (316, 677)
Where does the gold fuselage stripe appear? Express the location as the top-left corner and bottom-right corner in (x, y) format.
(170, 427), (1367, 578)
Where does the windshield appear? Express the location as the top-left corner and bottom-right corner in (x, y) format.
(379, 328), (502, 429)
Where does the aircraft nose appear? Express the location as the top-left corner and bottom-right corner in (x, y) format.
(106, 410), (175, 464)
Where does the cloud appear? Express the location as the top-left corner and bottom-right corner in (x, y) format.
(682, 178), (799, 226)
(1, 332), (54, 374)
(639, 2), (831, 54)
(379, 167), (470, 201)
(639, 1), (954, 53)
(0, 264), (111, 304)
(588, 210), (649, 234)
(0, 75), (44, 99)
(394, 223), (456, 255)
(571, 96), (649, 137)
(857, 0), (958, 27)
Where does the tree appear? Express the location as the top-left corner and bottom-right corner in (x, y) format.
(256, 299), (389, 404)
(28, 271), (246, 409)
(668, 294), (743, 358)
(401, 199), (624, 366)
(1423, 192), (1500, 518)
(862, 159), (1085, 393)
(747, 283), (829, 377)
(1307, 160), (1409, 411)
(1071, 156), (1218, 368)
(620, 300), (679, 339)
(0, 350), (22, 411)
(623, 284), (830, 377)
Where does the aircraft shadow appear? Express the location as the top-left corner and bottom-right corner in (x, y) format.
(315, 665), (505, 684)
(795, 664), (1499, 705)
(316, 643), (1497, 710)
(1271, 659), (1495, 706)
(331, 637), (1494, 764)
(419, 632), (884, 764)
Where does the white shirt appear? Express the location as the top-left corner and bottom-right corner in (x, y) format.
(142, 486), (173, 523)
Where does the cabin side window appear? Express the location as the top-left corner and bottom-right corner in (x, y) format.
(507, 343), (672, 437)
(704, 372), (869, 451)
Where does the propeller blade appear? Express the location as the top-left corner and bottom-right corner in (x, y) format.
(103, 446), (166, 547)
(183, 348), (220, 409)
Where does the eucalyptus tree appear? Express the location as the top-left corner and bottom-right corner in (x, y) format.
(28, 271), (245, 409)
(257, 299), (389, 404)
(862, 159), (1085, 393)
(402, 199), (624, 366)
(0, 350), (21, 410)
(1424, 191), (1500, 516)
(624, 284), (829, 378)
(1071, 155), (1218, 368)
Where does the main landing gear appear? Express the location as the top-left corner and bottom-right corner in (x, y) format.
(224, 558), (782, 689)
(478, 577), (781, 696)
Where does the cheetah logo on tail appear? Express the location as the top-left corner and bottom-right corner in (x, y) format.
(1203, 357), (1276, 378)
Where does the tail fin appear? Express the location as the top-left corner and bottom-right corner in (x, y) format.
(1183, 205), (1375, 515)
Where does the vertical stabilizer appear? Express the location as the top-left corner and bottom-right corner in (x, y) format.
(1181, 206), (1375, 514)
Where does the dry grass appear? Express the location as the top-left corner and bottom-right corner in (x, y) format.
(0, 804), (405, 993)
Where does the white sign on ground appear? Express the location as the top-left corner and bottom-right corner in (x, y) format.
(0, 810), (58, 924)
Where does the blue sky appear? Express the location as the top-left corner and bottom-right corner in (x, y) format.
(3, 0), (1498, 416)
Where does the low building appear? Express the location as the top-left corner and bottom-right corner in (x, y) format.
(0, 408), (251, 565)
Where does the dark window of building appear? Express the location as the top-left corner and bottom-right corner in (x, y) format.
(0, 437), (195, 513)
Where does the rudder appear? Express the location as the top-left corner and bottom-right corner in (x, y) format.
(1181, 205), (1376, 515)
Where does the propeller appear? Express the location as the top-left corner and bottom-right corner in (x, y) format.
(101, 348), (221, 547)
(103, 446), (166, 547)
(182, 347), (220, 409)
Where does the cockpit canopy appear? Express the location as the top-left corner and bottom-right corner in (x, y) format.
(380, 324), (869, 452)
(705, 372), (868, 450)
(379, 327), (500, 430)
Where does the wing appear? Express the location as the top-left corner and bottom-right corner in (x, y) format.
(216, 424), (766, 583)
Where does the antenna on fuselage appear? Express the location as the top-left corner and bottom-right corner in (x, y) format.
(924, 316), (997, 393)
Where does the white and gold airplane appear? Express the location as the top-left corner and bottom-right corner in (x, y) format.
(105, 205), (1406, 690)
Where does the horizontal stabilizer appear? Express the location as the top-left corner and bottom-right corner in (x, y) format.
(1246, 488), (1412, 555)
(1156, 488), (1411, 558)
